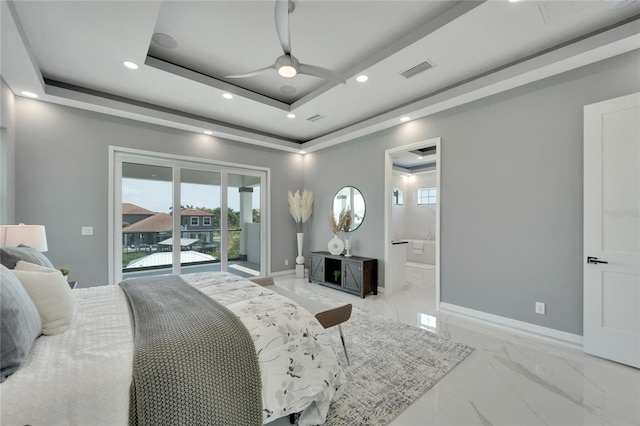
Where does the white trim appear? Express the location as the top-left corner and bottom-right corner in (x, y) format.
(220, 171), (228, 272)
(440, 302), (583, 347)
(109, 145), (270, 282)
(107, 146), (116, 285)
(384, 137), (441, 308)
(4, 2), (637, 153)
(110, 146), (270, 174)
(303, 21), (640, 152)
(264, 170), (271, 277)
(434, 142), (441, 309)
(269, 269), (297, 277)
(172, 167), (181, 272)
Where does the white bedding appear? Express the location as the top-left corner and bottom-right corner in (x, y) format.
(0, 272), (345, 426)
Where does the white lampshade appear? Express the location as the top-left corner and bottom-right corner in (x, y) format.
(0, 224), (48, 252)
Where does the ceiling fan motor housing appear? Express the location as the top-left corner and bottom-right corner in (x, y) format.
(276, 54), (299, 77)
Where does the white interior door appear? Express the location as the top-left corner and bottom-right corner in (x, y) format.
(583, 92), (640, 368)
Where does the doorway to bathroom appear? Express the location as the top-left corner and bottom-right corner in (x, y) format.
(384, 138), (440, 310)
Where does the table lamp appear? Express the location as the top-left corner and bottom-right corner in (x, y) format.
(0, 223), (48, 252)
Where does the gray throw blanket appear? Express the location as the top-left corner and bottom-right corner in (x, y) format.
(119, 275), (262, 426)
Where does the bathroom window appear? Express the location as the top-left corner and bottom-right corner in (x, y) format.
(392, 188), (403, 205)
(418, 188), (437, 205)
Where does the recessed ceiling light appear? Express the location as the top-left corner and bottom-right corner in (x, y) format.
(123, 61), (138, 70)
(508, 0), (520, 2)
(400, 116), (411, 122)
(151, 32), (178, 49)
(356, 75), (368, 83)
(21, 91), (38, 98)
(299, 150), (306, 155)
(418, 156), (423, 160)
(222, 93), (233, 100)
(287, 113), (296, 119)
(203, 130), (213, 135)
(280, 85), (296, 94)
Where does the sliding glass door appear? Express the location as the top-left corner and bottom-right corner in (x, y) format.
(111, 149), (267, 284)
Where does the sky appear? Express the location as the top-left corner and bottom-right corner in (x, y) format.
(122, 179), (260, 213)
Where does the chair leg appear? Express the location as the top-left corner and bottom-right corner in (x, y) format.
(338, 324), (349, 365)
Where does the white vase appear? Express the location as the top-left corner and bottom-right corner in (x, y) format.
(296, 232), (305, 265)
(328, 234), (344, 255)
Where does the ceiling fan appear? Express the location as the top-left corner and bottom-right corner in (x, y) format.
(226, 0), (346, 84)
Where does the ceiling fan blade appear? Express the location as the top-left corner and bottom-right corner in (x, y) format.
(274, 0), (292, 55)
(299, 63), (346, 84)
(226, 65), (275, 79)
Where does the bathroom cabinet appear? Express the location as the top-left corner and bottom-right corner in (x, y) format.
(308, 251), (377, 298)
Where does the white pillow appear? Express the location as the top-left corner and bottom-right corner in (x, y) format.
(12, 262), (77, 335)
(14, 260), (60, 274)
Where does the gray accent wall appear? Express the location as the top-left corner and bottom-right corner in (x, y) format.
(13, 101), (303, 287)
(303, 51), (639, 336)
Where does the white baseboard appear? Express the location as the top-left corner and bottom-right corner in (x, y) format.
(377, 286), (386, 295)
(269, 269), (296, 277)
(440, 302), (583, 348)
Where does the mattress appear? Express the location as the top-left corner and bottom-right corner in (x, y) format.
(0, 272), (345, 425)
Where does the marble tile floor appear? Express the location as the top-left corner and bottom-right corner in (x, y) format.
(269, 271), (640, 426)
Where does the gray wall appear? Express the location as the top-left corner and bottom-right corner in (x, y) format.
(11, 51), (639, 335)
(303, 51), (640, 335)
(1, 78), (16, 225)
(13, 101), (303, 286)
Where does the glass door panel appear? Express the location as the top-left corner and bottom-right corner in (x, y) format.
(226, 173), (261, 277)
(179, 169), (221, 274)
(121, 162), (173, 280)
(113, 151), (267, 283)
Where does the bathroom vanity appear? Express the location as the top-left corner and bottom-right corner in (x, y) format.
(309, 251), (377, 298)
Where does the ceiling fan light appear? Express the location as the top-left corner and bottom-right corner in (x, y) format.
(279, 65), (297, 78)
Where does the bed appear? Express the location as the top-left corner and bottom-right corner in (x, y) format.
(0, 270), (346, 426)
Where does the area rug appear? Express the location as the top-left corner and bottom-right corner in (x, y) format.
(321, 305), (474, 426)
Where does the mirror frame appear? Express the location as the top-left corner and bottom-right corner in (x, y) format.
(332, 186), (366, 232)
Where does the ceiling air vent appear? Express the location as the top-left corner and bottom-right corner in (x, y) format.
(409, 146), (437, 156)
(306, 114), (325, 123)
(400, 60), (435, 79)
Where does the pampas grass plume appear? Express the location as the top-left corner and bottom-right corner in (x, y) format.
(288, 189), (314, 225)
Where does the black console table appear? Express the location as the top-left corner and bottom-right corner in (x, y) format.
(308, 251), (377, 298)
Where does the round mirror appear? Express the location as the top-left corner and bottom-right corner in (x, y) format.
(332, 186), (366, 232)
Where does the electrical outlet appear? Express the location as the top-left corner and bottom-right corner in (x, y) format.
(81, 226), (93, 236)
(535, 302), (546, 315)
(284, 259), (289, 266)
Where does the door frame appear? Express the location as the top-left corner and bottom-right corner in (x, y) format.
(384, 137), (441, 306)
(108, 146), (270, 285)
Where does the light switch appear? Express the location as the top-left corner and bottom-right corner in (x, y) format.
(81, 226), (93, 236)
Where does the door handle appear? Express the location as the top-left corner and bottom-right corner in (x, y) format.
(587, 256), (609, 265)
